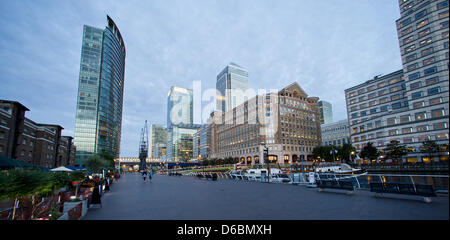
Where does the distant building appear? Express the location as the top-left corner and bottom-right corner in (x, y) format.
(319, 100), (333, 124)
(193, 125), (210, 160)
(167, 123), (202, 162)
(321, 119), (350, 147)
(150, 124), (166, 158)
(216, 63), (250, 113)
(166, 86), (195, 162)
(0, 100), (76, 168)
(74, 16), (126, 165)
(211, 82), (321, 166)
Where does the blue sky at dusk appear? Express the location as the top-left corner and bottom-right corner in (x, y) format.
(0, 0), (403, 157)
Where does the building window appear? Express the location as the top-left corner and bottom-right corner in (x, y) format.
(411, 91), (423, 99)
(408, 72), (420, 81)
(359, 103), (367, 109)
(377, 82), (386, 88)
(401, 27), (412, 36)
(441, 21), (449, 29)
(427, 86), (441, 95)
(360, 111), (367, 116)
(415, 112), (427, 120)
(389, 129), (398, 136)
(423, 57), (435, 66)
(387, 117), (396, 126)
(402, 128), (413, 134)
(375, 120), (382, 128)
(391, 94), (402, 101)
(388, 78), (400, 85)
(351, 113), (358, 119)
(431, 109), (445, 118)
(380, 105), (389, 112)
(379, 97), (388, 104)
(405, 53), (417, 62)
(424, 66), (437, 75)
(435, 133), (449, 140)
(426, 76), (439, 85)
(378, 89), (387, 96)
(392, 102), (402, 109)
(418, 28), (431, 38)
(413, 101), (425, 109)
(429, 97), (442, 105)
(369, 100), (377, 106)
(415, 9), (428, 20)
(421, 47), (433, 57)
(399, 17), (412, 28)
(417, 125), (428, 132)
(410, 81), (422, 89)
(404, 44), (415, 53)
(416, 19), (429, 29)
(433, 122), (448, 130)
(403, 138), (413, 144)
(439, 10), (449, 19)
(407, 63), (418, 71)
(403, 36), (414, 45)
(442, 31), (449, 39)
(400, 115), (410, 123)
(437, 0), (449, 10)
(419, 37), (432, 47)
(370, 108), (377, 114)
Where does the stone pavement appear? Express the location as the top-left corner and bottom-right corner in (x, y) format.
(83, 173), (449, 220)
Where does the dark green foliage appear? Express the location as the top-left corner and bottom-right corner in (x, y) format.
(384, 140), (409, 163)
(360, 142), (379, 160)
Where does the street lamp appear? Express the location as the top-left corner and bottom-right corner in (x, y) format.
(260, 142), (270, 183)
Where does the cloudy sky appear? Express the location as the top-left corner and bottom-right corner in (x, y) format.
(0, 0), (403, 157)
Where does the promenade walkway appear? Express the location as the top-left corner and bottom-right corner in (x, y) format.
(84, 173), (449, 220)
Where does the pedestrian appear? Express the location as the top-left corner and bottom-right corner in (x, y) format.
(149, 168), (153, 183)
(142, 169), (148, 182)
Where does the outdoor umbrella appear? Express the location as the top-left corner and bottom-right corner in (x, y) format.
(50, 166), (74, 172)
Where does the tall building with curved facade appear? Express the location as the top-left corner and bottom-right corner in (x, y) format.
(74, 16), (126, 165)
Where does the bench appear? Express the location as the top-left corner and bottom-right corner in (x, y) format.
(370, 182), (436, 203)
(316, 179), (356, 195)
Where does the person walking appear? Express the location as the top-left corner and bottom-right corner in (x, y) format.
(142, 169), (148, 182)
(149, 168), (153, 183)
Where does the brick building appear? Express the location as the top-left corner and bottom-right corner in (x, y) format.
(0, 100), (76, 168)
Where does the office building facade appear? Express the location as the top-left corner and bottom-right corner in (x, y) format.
(150, 124), (166, 159)
(74, 16), (126, 165)
(216, 63), (250, 113)
(166, 86), (195, 162)
(211, 82), (321, 166)
(345, 0), (449, 162)
(321, 119), (351, 147)
(319, 100), (333, 124)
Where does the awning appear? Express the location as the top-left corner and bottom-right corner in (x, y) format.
(0, 155), (34, 168)
(50, 166), (73, 172)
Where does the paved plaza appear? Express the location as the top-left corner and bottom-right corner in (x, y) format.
(84, 173), (449, 220)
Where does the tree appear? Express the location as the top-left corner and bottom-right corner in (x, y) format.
(98, 152), (115, 168)
(3, 170), (49, 220)
(337, 143), (356, 164)
(384, 140), (409, 164)
(420, 140), (439, 162)
(360, 142), (379, 161)
(312, 145), (335, 162)
(84, 155), (109, 174)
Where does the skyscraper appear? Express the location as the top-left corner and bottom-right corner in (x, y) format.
(166, 86), (196, 162)
(216, 63), (249, 113)
(319, 100), (333, 124)
(74, 16), (126, 165)
(149, 124), (166, 159)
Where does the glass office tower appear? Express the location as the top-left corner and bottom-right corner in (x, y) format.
(74, 16), (126, 165)
(166, 86), (194, 161)
(150, 124), (166, 158)
(216, 63), (249, 113)
(319, 100), (334, 124)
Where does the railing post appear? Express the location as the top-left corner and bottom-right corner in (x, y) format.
(355, 177), (361, 189)
(410, 175), (417, 193)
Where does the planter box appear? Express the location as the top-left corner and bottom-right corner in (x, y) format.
(60, 199), (88, 220)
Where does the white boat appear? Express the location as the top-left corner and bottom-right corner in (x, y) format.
(315, 163), (366, 175)
(269, 173), (291, 183)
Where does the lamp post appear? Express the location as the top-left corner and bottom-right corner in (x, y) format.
(260, 142), (269, 182)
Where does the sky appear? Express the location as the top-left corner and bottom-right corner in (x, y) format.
(0, 0), (403, 157)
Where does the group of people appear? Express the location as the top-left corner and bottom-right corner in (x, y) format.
(141, 168), (153, 183)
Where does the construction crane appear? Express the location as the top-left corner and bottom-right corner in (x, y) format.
(139, 120), (149, 171)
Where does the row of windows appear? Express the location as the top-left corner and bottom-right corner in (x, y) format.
(347, 77), (402, 98)
(353, 132), (448, 149)
(352, 109), (447, 135)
